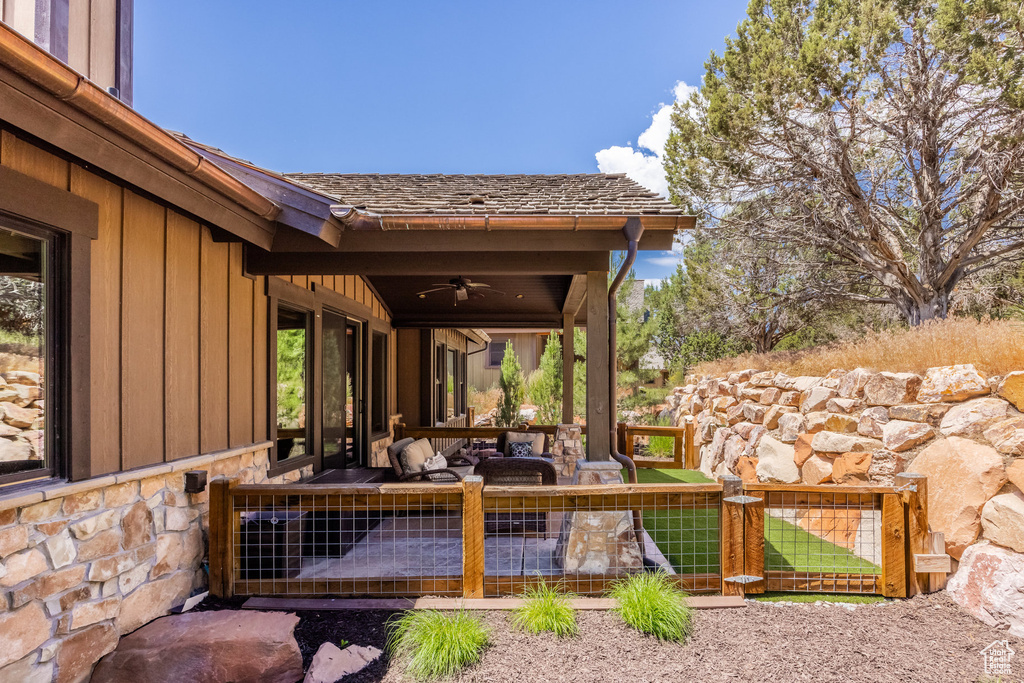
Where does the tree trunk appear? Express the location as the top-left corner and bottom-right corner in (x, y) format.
(903, 289), (951, 326)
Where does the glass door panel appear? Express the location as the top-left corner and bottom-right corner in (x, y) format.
(276, 306), (310, 461)
(345, 322), (363, 467)
(322, 311), (347, 469)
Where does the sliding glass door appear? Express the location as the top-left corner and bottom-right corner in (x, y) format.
(322, 310), (363, 469)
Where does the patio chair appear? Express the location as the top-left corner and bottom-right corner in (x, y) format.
(386, 437), (475, 482)
(495, 430), (552, 458)
(476, 456), (556, 534)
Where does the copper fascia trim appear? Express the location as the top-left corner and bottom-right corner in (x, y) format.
(0, 24), (281, 222)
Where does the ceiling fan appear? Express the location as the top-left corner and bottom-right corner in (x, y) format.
(416, 277), (504, 306)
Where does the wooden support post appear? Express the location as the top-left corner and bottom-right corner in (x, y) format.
(684, 418), (697, 470)
(895, 473), (929, 597)
(624, 425), (635, 462)
(562, 312), (575, 424)
(462, 475), (485, 599)
(927, 532), (948, 592)
(585, 270), (610, 461)
(742, 483), (765, 594)
(208, 477), (237, 599)
(880, 492), (907, 598)
(719, 475), (745, 597)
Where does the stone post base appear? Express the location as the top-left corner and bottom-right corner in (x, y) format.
(550, 424), (585, 484)
(554, 461), (643, 574)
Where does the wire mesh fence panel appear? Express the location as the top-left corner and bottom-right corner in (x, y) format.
(481, 485), (722, 596)
(229, 485), (464, 597)
(762, 490), (883, 593)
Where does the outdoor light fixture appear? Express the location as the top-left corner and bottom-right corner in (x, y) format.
(418, 293), (426, 298)
(184, 470), (207, 493)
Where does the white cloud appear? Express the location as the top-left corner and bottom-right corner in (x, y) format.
(595, 81), (696, 199)
(644, 232), (690, 270)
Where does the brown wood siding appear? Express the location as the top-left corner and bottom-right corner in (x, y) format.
(468, 332), (543, 390)
(200, 230), (229, 454)
(228, 243), (253, 447)
(164, 212), (201, 459)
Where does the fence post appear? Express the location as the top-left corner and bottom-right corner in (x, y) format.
(880, 492), (907, 598)
(208, 477), (236, 599)
(462, 475), (485, 599)
(719, 475), (745, 597)
(684, 418), (697, 470)
(895, 473), (929, 597)
(742, 482), (765, 594)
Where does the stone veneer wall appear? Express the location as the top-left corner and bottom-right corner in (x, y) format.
(664, 365), (1024, 635)
(0, 444), (313, 683)
(550, 424), (586, 484)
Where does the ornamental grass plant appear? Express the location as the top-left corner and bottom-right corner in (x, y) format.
(608, 571), (693, 642)
(386, 610), (490, 681)
(510, 580), (578, 637)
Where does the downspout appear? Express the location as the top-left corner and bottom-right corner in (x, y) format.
(607, 218), (647, 557)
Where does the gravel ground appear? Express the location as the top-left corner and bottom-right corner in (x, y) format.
(286, 594), (1019, 683)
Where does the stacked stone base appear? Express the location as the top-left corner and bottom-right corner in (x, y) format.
(0, 445), (311, 683)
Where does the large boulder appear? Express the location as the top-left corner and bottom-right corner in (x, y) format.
(1009, 459), (1024, 493)
(916, 364), (990, 403)
(831, 452), (872, 485)
(755, 436), (800, 483)
(801, 454), (834, 485)
(881, 420), (935, 452)
(981, 491), (1024, 553)
(837, 368), (874, 399)
(304, 642), (381, 683)
(887, 403), (951, 426)
(867, 450), (908, 485)
(800, 387), (837, 414)
(810, 431), (883, 454)
(947, 542), (1024, 638)
(823, 414), (858, 434)
(939, 397), (1014, 438)
(997, 371), (1024, 411)
(858, 407), (889, 438)
(92, 610), (304, 683)
(777, 413), (805, 442)
(762, 404), (796, 430)
(908, 436), (1007, 558)
(983, 417), (1024, 455)
(863, 372), (922, 406)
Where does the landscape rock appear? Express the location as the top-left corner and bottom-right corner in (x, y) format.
(304, 642), (382, 683)
(996, 371), (1024, 411)
(863, 372), (922, 406)
(825, 397), (862, 414)
(804, 412), (828, 433)
(793, 433), (815, 468)
(983, 417), (1024, 455)
(735, 456), (758, 484)
(1008, 459), (1024, 493)
(867, 450), (908, 485)
(742, 402), (767, 424)
(723, 435), (749, 471)
(980, 491), (1024, 553)
(800, 387), (838, 414)
(776, 413), (805, 442)
(810, 431), (883, 454)
(732, 423), (766, 443)
(837, 368), (874, 399)
(939, 397), (1014, 438)
(801, 454), (834, 485)
(762, 404), (796, 430)
(881, 420), (935, 452)
(888, 403), (951, 426)
(0, 438), (31, 461)
(947, 542), (1024, 638)
(759, 387), (782, 405)
(858, 407), (890, 438)
(823, 414), (858, 433)
(831, 452), (872, 485)
(755, 436), (800, 483)
(908, 436), (1007, 558)
(93, 610), (304, 683)
(916, 364), (990, 403)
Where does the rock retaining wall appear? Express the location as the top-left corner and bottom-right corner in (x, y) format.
(0, 445), (312, 683)
(664, 364), (1024, 635)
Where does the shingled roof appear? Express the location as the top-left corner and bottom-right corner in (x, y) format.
(281, 173), (683, 216)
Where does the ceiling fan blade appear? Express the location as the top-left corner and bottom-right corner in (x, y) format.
(415, 287), (452, 296)
(465, 282), (491, 288)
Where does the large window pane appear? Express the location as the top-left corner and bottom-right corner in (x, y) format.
(0, 226), (47, 480)
(276, 306), (308, 460)
(371, 331), (387, 434)
(446, 348), (456, 419)
(322, 311), (346, 461)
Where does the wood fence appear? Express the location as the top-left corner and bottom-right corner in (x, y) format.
(209, 472), (945, 601)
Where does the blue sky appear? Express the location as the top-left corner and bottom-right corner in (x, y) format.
(135, 1), (749, 281)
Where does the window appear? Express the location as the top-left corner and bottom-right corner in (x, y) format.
(446, 348), (456, 420)
(275, 305), (310, 461)
(0, 222), (57, 485)
(371, 331), (387, 434)
(486, 337), (509, 368)
(434, 343), (445, 424)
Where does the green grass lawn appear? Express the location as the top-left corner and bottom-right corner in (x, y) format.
(626, 468), (880, 579)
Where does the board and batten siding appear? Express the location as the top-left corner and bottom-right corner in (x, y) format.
(468, 331), (545, 390)
(0, 128), (396, 477)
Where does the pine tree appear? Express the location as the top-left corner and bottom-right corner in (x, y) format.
(496, 342), (525, 428)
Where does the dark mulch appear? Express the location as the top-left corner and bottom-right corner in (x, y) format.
(196, 594), (1023, 682)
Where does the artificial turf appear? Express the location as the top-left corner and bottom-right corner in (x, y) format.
(627, 468), (880, 578)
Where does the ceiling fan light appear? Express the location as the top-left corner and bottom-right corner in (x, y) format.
(515, 294), (524, 299)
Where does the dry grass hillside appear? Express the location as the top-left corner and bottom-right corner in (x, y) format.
(691, 317), (1024, 378)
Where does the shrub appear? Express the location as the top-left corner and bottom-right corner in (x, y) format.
(496, 343), (525, 428)
(510, 580), (578, 637)
(608, 571), (693, 641)
(387, 610), (490, 681)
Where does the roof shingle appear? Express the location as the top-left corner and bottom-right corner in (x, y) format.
(281, 173), (682, 216)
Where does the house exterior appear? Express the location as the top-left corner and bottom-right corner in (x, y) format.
(0, 6), (690, 681)
(468, 328), (562, 390)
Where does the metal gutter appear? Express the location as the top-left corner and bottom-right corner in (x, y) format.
(0, 23), (281, 223)
(329, 206), (693, 232)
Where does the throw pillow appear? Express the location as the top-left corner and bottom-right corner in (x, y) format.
(424, 453), (449, 481)
(508, 441), (533, 458)
(505, 431), (544, 456)
(399, 438), (432, 474)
